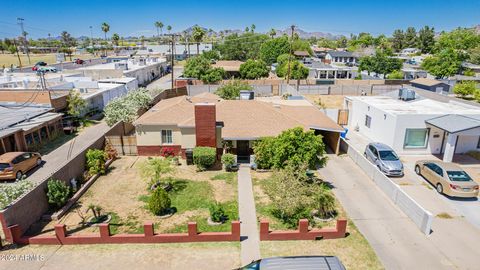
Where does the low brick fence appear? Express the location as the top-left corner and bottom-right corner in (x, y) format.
(260, 219), (347, 241)
(7, 221), (241, 245)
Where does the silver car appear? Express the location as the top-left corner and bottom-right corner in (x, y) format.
(364, 142), (404, 176)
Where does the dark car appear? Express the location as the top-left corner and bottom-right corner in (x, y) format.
(32, 61), (47, 71)
(74, 58), (85, 65)
(237, 256), (346, 270)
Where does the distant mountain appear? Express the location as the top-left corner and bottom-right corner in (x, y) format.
(274, 27), (341, 39)
(474, 24), (480, 34)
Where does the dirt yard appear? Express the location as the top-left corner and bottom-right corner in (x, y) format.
(303, 94), (346, 109)
(31, 156), (238, 236)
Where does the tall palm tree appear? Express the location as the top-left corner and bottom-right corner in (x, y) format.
(167, 25), (172, 34)
(269, 28), (276, 38)
(251, 24), (256, 33)
(154, 21), (164, 37)
(101, 22), (110, 55)
(192, 26), (206, 55)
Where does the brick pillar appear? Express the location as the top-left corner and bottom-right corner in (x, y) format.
(336, 219), (347, 237)
(144, 222), (154, 237)
(54, 224), (67, 244)
(188, 222), (198, 237)
(259, 220), (270, 241)
(298, 219), (309, 234)
(194, 103), (217, 147)
(231, 221), (241, 240)
(99, 224), (111, 239)
(8, 225), (23, 244)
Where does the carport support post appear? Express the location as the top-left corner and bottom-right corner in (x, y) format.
(443, 133), (457, 162)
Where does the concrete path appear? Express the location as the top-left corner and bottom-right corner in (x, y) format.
(237, 165), (261, 266)
(319, 154), (467, 270)
(27, 122), (111, 183)
(146, 67), (183, 91)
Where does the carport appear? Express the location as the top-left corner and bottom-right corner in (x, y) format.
(311, 126), (345, 154)
(425, 115), (480, 162)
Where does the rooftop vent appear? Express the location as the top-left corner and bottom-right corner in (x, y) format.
(399, 88), (416, 101)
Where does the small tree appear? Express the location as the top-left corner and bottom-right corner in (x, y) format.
(209, 202), (227, 223)
(193, 147), (216, 171)
(453, 81), (476, 98)
(183, 56), (211, 79)
(67, 90), (87, 118)
(214, 80), (252, 100)
(252, 137), (276, 169)
(201, 67), (226, 84)
(104, 89), (152, 126)
(139, 157), (174, 182)
(386, 70), (404, 79)
(148, 187), (171, 215)
(86, 149), (108, 175)
(239, 59), (270, 79)
(46, 179), (71, 209)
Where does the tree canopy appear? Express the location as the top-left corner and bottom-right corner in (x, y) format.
(201, 67), (226, 84)
(214, 80), (252, 100)
(239, 59), (270, 79)
(259, 36), (290, 65)
(421, 48), (461, 79)
(183, 56), (211, 79)
(215, 32), (269, 61)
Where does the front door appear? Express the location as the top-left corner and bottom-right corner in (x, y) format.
(236, 140), (250, 163)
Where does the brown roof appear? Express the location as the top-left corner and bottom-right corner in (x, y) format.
(212, 60), (244, 72)
(411, 78), (443, 86)
(294, 51), (310, 57)
(135, 94), (343, 139)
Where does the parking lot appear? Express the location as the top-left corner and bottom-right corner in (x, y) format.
(345, 130), (480, 229)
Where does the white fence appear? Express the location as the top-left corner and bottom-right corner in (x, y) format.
(340, 138), (433, 235)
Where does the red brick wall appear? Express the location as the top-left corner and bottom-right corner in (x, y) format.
(137, 145), (182, 156)
(260, 219), (347, 241)
(195, 104), (216, 147)
(7, 221), (241, 245)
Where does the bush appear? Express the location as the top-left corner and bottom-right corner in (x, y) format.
(453, 81), (476, 97)
(315, 185), (336, 218)
(253, 137), (276, 169)
(221, 153), (235, 170)
(160, 147), (176, 157)
(209, 202), (228, 223)
(214, 80), (252, 100)
(201, 67), (226, 84)
(148, 187), (171, 215)
(386, 70), (404, 79)
(86, 149), (108, 176)
(139, 157), (174, 183)
(239, 59), (270, 79)
(193, 147), (216, 170)
(46, 179), (71, 209)
(0, 180), (35, 209)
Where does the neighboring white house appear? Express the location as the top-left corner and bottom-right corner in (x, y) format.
(325, 51), (357, 64)
(345, 91), (480, 162)
(401, 48), (421, 55)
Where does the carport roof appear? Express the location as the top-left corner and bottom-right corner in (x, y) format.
(425, 114), (480, 133)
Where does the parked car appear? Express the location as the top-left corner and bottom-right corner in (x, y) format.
(0, 152), (42, 180)
(237, 256), (346, 270)
(37, 66), (57, 73)
(74, 58), (85, 64)
(364, 142), (404, 176)
(415, 160), (479, 198)
(31, 61), (47, 71)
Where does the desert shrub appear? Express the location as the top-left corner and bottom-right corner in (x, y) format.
(148, 187), (171, 215)
(193, 147), (216, 171)
(221, 153), (235, 170)
(46, 179), (71, 209)
(0, 180), (35, 209)
(209, 202), (228, 223)
(139, 157), (174, 184)
(160, 147), (176, 157)
(86, 149), (108, 175)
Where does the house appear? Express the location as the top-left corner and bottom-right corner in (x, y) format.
(311, 47), (330, 59)
(293, 51), (310, 60)
(212, 60), (244, 77)
(325, 51), (357, 64)
(305, 61), (354, 80)
(410, 78), (450, 93)
(401, 48), (421, 55)
(134, 93), (344, 162)
(0, 105), (63, 154)
(140, 43), (213, 61)
(345, 90), (480, 162)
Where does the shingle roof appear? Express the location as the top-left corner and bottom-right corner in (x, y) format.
(212, 60), (244, 72)
(425, 114), (480, 133)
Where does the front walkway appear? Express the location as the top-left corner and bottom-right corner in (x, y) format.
(237, 165), (261, 266)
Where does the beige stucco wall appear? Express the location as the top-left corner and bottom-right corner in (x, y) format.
(181, 127), (196, 149)
(136, 125), (182, 146)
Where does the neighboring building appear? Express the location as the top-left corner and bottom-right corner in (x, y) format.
(212, 60), (244, 77)
(410, 78), (450, 93)
(402, 67), (428, 80)
(401, 48), (421, 55)
(345, 91), (480, 162)
(325, 51), (357, 64)
(293, 51), (310, 60)
(140, 43), (213, 60)
(0, 105), (63, 154)
(134, 92), (344, 162)
(305, 61), (355, 80)
(311, 47), (330, 59)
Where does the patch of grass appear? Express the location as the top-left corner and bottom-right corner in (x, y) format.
(210, 172), (237, 184)
(108, 212), (121, 234)
(123, 214), (144, 233)
(170, 180), (213, 213)
(138, 194), (150, 203)
(436, 212), (453, 219)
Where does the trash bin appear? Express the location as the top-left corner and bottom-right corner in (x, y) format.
(185, 149), (193, 165)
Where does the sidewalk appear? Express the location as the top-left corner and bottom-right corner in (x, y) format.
(237, 165), (261, 266)
(319, 154), (460, 270)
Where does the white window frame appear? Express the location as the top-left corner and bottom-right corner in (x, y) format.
(161, 130), (173, 145)
(403, 128), (429, 149)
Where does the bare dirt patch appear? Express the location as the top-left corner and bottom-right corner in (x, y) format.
(303, 95), (346, 109)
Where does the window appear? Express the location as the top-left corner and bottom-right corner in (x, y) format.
(404, 128), (429, 149)
(161, 130), (173, 144)
(426, 163), (443, 177)
(365, 115), (372, 128)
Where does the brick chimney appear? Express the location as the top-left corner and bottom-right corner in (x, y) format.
(194, 103), (217, 147)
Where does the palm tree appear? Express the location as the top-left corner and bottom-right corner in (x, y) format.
(167, 25), (172, 34)
(192, 26), (206, 55)
(269, 28), (276, 38)
(112, 33), (120, 46)
(154, 21), (164, 37)
(251, 24), (256, 33)
(101, 22), (110, 55)
(245, 26), (249, 33)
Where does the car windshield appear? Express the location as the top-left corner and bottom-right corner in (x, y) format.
(379, 150), (399, 161)
(447, 171), (472, 182)
(0, 163), (10, 171)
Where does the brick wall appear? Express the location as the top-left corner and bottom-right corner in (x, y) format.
(194, 104), (217, 147)
(7, 221), (240, 245)
(137, 145), (182, 156)
(259, 219), (347, 241)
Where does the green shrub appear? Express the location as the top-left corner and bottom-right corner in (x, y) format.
(221, 153), (235, 169)
(315, 185), (336, 218)
(454, 81), (476, 97)
(86, 149), (108, 176)
(209, 202), (227, 223)
(214, 80), (252, 100)
(148, 188), (171, 215)
(46, 179), (71, 209)
(193, 147), (216, 170)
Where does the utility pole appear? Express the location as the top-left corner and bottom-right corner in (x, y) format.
(17, 18), (31, 65)
(286, 24), (295, 84)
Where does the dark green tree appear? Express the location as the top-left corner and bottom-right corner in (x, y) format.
(239, 59), (270, 79)
(259, 36), (290, 65)
(201, 67), (226, 84)
(404, 27), (418, 48)
(391, 29), (405, 52)
(421, 48), (461, 78)
(183, 56), (211, 79)
(417, 26), (435, 53)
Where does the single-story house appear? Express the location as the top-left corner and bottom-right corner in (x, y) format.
(325, 51), (357, 64)
(134, 92), (344, 162)
(345, 91), (480, 162)
(0, 105), (63, 154)
(305, 61), (354, 80)
(293, 51), (310, 59)
(401, 48), (420, 55)
(410, 78), (450, 93)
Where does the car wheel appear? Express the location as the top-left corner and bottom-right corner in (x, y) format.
(436, 183), (443, 194)
(36, 158), (42, 166)
(415, 165), (421, 175)
(16, 171), (23, 180)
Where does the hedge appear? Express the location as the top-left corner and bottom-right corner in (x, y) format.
(193, 147), (216, 170)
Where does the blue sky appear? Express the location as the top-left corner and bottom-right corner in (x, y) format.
(0, 0), (479, 39)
